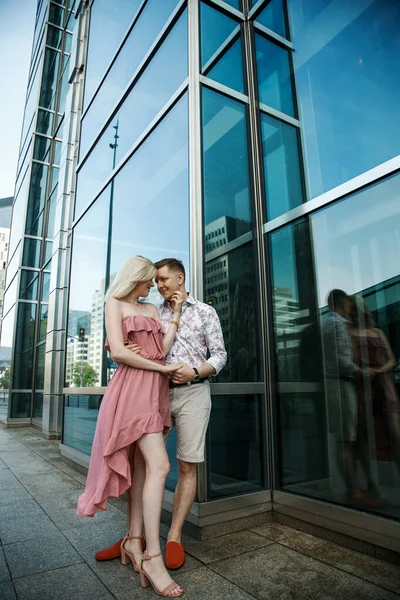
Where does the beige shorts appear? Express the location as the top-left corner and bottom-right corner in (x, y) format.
(164, 381), (211, 463)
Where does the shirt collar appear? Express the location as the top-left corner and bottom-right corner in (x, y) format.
(161, 293), (196, 310)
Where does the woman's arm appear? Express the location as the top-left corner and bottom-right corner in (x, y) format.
(373, 329), (396, 374)
(106, 298), (176, 374)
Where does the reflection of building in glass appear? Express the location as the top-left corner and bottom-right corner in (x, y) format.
(88, 285), (105, 384)
(0, 197), (13, 321)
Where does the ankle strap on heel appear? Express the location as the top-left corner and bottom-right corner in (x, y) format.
(123, 535), (142, 541)
(142, 552), (162, 561)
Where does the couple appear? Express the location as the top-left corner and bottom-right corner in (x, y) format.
(77, 256), (227, 597)
(323, 289), (399, 505)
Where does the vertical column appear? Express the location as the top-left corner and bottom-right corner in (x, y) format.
(188, 0), (207, 502)
(242, 0), (275, 488)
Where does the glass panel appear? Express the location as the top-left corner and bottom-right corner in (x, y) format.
(3, 274), (18, 318)
(12, 303), (37, 391)
(48, 3), (64, 27)
(207, 395), (266, 499)
(255, 0), (288, 39)
(47, 24), (63, 49)
(38, 304), (48, 343)
(33, 135), (51, 163)
(83, 0), (142, 106)
(44, 242), (53, 265)
(80, 0), (180, 158)
(33, 392), (43, 419)
(64, 31), (73, 53)
(205, 243), (261, 382)
(35, 343), (45, 389)
(76, 12), (188, 218)
(41, 272), (51, 302)
(67, 190), (109, 388)
(58, 54), (71, 115)
(25, 162), (48, 237)
(200, 2), (238, 67)
(255, 34), (295, 117)
(269, 219), (327, 490)
(63, 394), (102, 454)
(20, 270), (39, 301)
(10, 393), (31, 419)
(54, 140), (62, 165)
(36, 109), (54, 136)
(261, 112), (304, 220)
(39, 48), (61, 110)
(202, 87), (252, 241)
(0, 306), (14, 416)
(206, 37), (245, 94)
(9, 171), (29, 260)
(289, 0), (400, 198)
(21, 54), (42, 147)
(223, 0), (241, 8)
(46, 187), (57, 239)
(22, 238), (42, 268)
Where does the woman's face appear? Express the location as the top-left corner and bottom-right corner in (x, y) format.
(135, 279), (154, 299)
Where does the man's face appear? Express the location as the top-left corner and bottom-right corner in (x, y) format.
(156, 266), (183, 301)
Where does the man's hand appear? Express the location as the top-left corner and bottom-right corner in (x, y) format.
(125, 344), (141, 354)
(171, 363), (195, 384)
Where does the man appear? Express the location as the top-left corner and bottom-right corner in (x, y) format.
(322, 289), (366, 501)
(96, 258), (227, 569)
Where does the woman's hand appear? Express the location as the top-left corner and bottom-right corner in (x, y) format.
(162, 363), (182, 375)
(125, 343), (141, 354)
(170, 290), (184, 314)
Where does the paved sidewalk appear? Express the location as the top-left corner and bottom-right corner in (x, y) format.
(1, 426), (400, 600)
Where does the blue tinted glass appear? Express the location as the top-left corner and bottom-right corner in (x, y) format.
(200, 2), (238, 67)
(289, 0), (400, 198)
(12, 303), (37, 391)
(33, 135), (51, 163)
(25, 162), (48, 236)
(35, 344), (45, 390)
(63, 395), (103, 454)
(261, 112), (304, 220)
(109, 95), (189, 284)
(20, 270), (39, 301)
(202, 87), (252, 238)
(255, 0), (288, 39)
(84, 0), (142, 107)
(207, 37), (245, 94)
(255, 34), (295, 117)
(80, 0), (179, 159)
(222, 0), (241, 8)
(22, 238), (41, 268)
(76, 12), (188, 219)
(39, 48), (60, 110)
(36, 109), (54, 136)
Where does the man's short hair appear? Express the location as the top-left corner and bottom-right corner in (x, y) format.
(154, 258), (186, 282)
(327, 288), (348, 311)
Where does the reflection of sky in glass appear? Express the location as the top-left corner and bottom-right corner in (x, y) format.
(76, 12), (188, 219)
(200, 2), (237, 67)
(80, 0), (180, 158)
(312, 173), (400, 307)
(110, 94), (189, 288)
(289, 0), (400, 198)
(83, 0), (142, 107)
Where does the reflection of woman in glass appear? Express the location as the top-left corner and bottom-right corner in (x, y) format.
(349, 295), (400, 503)
(77, 256), (184, 598)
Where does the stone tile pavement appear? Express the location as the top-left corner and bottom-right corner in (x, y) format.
(1, 426), (400, 599)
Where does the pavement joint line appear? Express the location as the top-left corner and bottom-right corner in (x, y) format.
(274, 537), (400, 598)
(206, 562), (260, 600)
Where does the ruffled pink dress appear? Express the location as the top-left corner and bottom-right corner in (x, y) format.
(77, 315), (170, 517)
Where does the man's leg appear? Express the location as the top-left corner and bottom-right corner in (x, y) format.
(167, 459), (197, 544)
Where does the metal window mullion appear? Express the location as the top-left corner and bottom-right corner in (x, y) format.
(253, 21), (293, 49)
(243, 1), (275, 490)
(199, 74), (249, 103)
(205, 0), (245, 20)
(188, 0), (207, 503)
(259, 102), (300, 127)
(202, 26), (241, 74)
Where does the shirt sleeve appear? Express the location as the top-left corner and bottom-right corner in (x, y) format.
(204, 307), (227, 375)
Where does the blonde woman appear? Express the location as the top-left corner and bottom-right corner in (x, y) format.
(77, 256), (184, 597)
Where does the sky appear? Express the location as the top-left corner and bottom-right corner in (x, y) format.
(0, 0), (36, 199)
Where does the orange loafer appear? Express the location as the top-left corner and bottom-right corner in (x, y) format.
(165, 541), (185, 570)
(96, 536), (146, 561)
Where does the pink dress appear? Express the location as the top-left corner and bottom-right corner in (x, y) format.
(77, 315), (170, 517)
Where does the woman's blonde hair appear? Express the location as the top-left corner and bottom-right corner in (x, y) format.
(105, 256), (156, 300)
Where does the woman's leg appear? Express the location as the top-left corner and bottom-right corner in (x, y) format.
(123, 445), (146, 565)
(137, 432), (182, 596)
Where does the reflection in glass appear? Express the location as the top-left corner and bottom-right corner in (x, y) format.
(109, 95), (189, 296)
(200, 2), (238, 67)
(20, 270), (39, 301)
(80, 0), (179, 158)
(261, 112), (304, 220)
(22, 238), (41, 268)
(67, 189), (109, 388)
(36, 109), (54, 136)
(33, 392), (43, 419)
(12, 303), (37, 391)
(63, 394), (103, 454)
(39, 49), (61, 110)
(255, 34), (295, 117)
(206, 37), (245, 94)
(10, 393), (31, 419)
(207, 396), (265, 499)
(83, 0), (142, 107)
(47, 24), (63, 49)
(25, 162), (48, 237)
(38, 304), (48, 343)
(49, 3), (64, 27)
(0, 307), (15, 416)
(33, 135), (51, 162)
(289, 0), (400, 198)
(202, 87), (252, 240)
(254, 0), (288, 39)
(76, 12), (188, 219)
(35, 343), (45, 389)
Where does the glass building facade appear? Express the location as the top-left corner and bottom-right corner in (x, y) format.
(2, 0), (400, 555)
